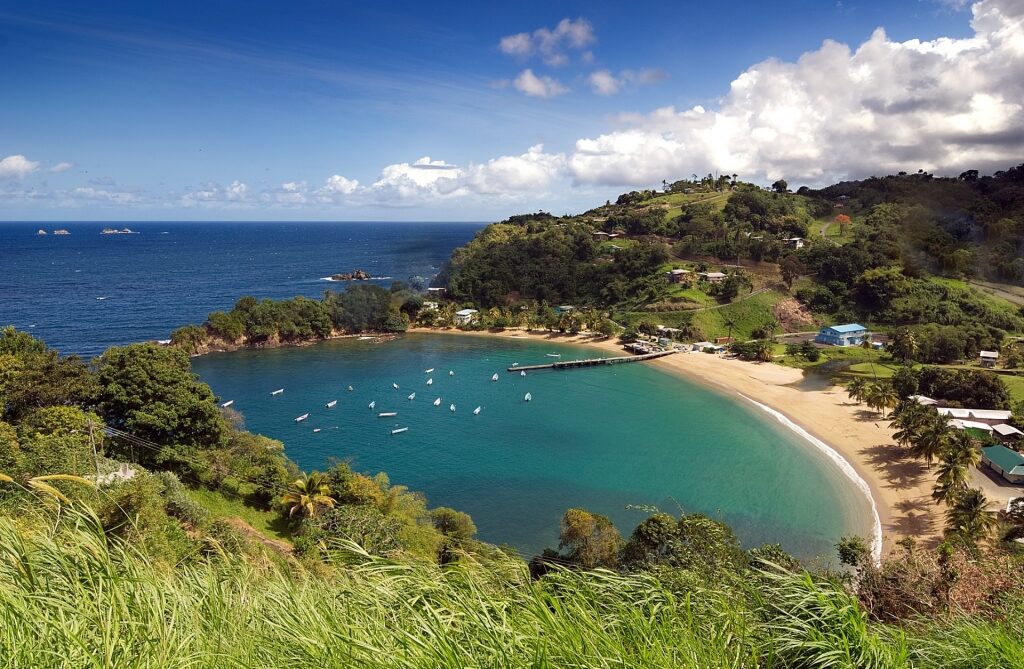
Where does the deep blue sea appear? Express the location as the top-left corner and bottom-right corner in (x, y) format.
(0, 221), (480, 357)
(1, 221), (873, 560)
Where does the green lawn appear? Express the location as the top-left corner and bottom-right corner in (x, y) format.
(1002, 373), (1024, 403)
(186, 487), (292, 542)
(690, 290), (785, 340)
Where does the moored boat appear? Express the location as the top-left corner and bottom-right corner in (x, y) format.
(491, 373), (499, 381)
(449, 403), (456, 412)
(426, 378), (433, 385)
(525, 393), (532, 402)
(433, 397), (441, 406)
(221, 400), (234, 408)
(391, 427), (408, 435)
(294, 413), (309, 422)
(424, 368), (434, 374)
(408, 392), (416, 400)
(473, 406), (481, 415)
(368, 400), (376, 409)
(378, 411), (397, 417)
(271, 388), (284, 396)
(326, 400), (337, 408)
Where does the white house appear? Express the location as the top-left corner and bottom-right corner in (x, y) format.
(784, 237), (805, 249)
(979, 350), (999, 367)
(699, 271), (726, 284)
(454, 308), (478, 325)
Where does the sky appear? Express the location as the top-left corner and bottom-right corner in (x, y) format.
(1, 0), (1022, 221)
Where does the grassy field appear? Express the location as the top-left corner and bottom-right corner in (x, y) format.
(186, 487), (291, 542)
(1002, 373), (1024, 403)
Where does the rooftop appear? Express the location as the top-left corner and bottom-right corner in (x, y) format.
(982, 444), (1024, 476)
(994, 423), (1024, 437)
(455, 308), (478, 316)
(824, 323), (866, 333)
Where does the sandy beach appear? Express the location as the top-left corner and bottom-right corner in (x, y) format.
(411, 327), (949, 558)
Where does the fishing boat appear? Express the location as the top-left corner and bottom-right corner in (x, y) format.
(520, 370), (526, 377)
(221, 400), (234, 408)
(378, 411), (397, 417)
(424, 368), (434, 374)
(392, 383), (399, 390)
(347, 385), (354, 392)
(391, 427), (408, 435)
(326, 400), (337, 408)
(426, 378), (433, 385)
(294, 413), (309, 423)
(271, 388), (284, 396)
(546, 353), (561, 358)
(473, 406), (481, 415)
(407, 392), (416, 400)
(524, 393), (532, 402)
(368, 400), (376, 410)
(433, 397), (441, 406)
(449, 404), (456, 412)
(449, 370), (454, 376)
(512, 362), (519, 367)
(491, 373), (499, 381)
(313, 428), (321, 433)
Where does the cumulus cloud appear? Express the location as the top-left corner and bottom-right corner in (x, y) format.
(499, 18), (595, 66)
(587, 68), (667, 95)
(49, 162), (74, 173)
(0, 154), (40, 179)
(513, 69), (568, 98)
(569, 0), (1024, 186)
(180, 180), (249, 206)
(458, 144), (566, 195)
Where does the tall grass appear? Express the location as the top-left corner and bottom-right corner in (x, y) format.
(0, 512), (1019, 668)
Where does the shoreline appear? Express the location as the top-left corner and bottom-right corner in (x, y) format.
(408, 326), (940, 559)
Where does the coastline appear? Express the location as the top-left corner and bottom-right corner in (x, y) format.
(409, 326), (940, 559)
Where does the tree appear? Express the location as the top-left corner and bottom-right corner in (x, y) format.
(909, 414), (952, 465)
(780, 254), (803, 290)
(834, 214), (851, 236)
(771, 179), (788, 194)
(14, 406), (102, 478)
(96, 343), (225, 459)
(836, 535), (870, 568)
(932, 432), (980, 505)
(558, 508), (622, 569)
(430, 507), (477, 541)
(845, 378), (867, 405)
(889, 328), (919, 363)
(282, 472), (335, 519)
(945, 488), (996, 548)
(890, 402), (930, 448)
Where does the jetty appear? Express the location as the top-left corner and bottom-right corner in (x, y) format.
(508, 349), (677, 373)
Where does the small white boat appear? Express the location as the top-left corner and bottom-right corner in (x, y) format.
(546, 353), (561, 358)
(295, 413), (309, 423)
(391, 427), (408, 435)
(271, 388), (284, 396)
(368, 400), (376, 410)
(393, 383), (399, 390)
(426, 378), (433, 385)
(524, 393), (532, 402)
(449, 370), (454, 376)
(512, 362), (519, 366)
(378, 411), (397, 417)
(433, 397), (441, 406)
(326, 400), (337, 408)
(449, 404), (456, 412)
(221, 400), (234, 408)
(473, 406), (481, 415)
(491, 373), (499, 381)
(425, 368), (434, 374)
(407, 392), (416, 400)
(347, 385), (354, 392)
(313, 428), (321, 433)
(520, 370), (526, 377)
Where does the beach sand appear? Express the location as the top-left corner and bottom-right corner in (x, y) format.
(411, 327), (945, 558)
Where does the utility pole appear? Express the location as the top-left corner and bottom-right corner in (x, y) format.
(89, 421), (100, 479)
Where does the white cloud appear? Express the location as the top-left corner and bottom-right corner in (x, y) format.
(180, 180), (250, 206)
(513, 69), (568, 98)
(0, 154), (40, 179)
(569, 0), (1024, 186)
(49, 162), (74, 173)
(458, 144), (566, 195)
(498, 18), (595, 66)
(69, 185), (145, 205)
(588, 68), (667, 96)
(588, 70), (620, 95)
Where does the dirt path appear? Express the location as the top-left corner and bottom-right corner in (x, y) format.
(225, 517), (294, 557)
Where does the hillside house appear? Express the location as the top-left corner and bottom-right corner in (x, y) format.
(814, 323), (868, 347)
(454, 308), (478, 325)
(979, 350), (999, 367)
(981, 445), (1024, 484)
(784, 237), (805, 249)
(699, 271), (726, 284)
(665, 268), (692, 284)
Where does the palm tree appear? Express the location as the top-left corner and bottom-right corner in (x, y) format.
(874, 383), (899, 418)
(890, 328), (919, 363)
(909, 414), (952, 465)
(932, 432), (981, 504)
(945, 487), (997, 547)
(845, 378), (867, 405)
(890, 402), (931, 448)
(282, 472), (335, 519)
(756, 339), (774, 362)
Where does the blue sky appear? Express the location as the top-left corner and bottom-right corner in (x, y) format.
(2, 0), (1020, 221)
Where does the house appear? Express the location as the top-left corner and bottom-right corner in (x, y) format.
(454, 308), (478, 325)
(691, 341), (725, 353)
(592, 231), (610, 238)
(422, 301), (439, 311)
(784, 237), (805, 249)
(426, 287), (447, 296)
(993, 423), (1024, 444)
(980, 445), (1024, 484)
(979, 350), (999, 367)
(665, 268), (692, 284)
(936, 407), (1013, 426)
(554, 305), (575, 315)
(814, 323), (868, 347)
(699, 271), (727, 284)
(909, 395), (939, 406)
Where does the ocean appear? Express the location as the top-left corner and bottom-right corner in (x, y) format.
(1, 221), (872, 560)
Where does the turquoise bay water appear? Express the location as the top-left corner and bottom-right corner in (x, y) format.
(192, 334), (872, 560)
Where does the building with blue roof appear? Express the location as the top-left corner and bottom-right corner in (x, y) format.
(814, 323), (868, 347)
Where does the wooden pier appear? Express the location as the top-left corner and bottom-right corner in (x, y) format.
(508, 349), (677, 373)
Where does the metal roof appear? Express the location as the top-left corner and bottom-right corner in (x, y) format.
(994, 424), (1024, 437)
(825, 323), (866, 333)
(982, 445), (1024, 472)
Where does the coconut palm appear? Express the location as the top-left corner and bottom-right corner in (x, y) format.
(890, 402), (931, 448)
(874, 383), (899, 418)
(932, 432), (981, 504)
(282, 472), (335, 519)
(845, 378), (867, 405)
(890, 328), (919, 363)
(945, 487), (997, 547)
(909, 413), (951, 465)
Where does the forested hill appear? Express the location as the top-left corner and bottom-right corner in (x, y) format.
(441, 165), (1024, 347)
